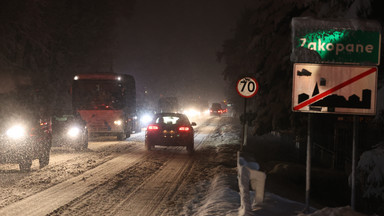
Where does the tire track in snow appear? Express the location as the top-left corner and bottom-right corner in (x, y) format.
(56, 117), (220, 215)
(0, 117), (220, 216)
(0, 148), (149, 216)
(107, 117), (220, 216)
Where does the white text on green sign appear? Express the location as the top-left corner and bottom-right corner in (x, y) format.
(295, 30), (380, 65)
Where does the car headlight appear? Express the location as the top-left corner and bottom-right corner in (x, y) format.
(114, 120), (122, 126)
(140, 114), (153, 124)
(68, 127), (81, 138)
(6, 125), (26, 139)
(183, 109), (201, 118)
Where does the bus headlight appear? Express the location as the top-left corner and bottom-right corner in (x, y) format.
(6, 125), (26, 139)
(114, 120), (122, 126)
(68, 127), (81, 138)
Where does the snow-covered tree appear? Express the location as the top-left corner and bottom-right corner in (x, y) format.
(0, 0), (136, 112)
(356, 142), (384, 214)
(219, 0), (384, 214)
(218, 0), (382, 135)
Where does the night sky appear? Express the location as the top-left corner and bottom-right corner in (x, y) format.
(115, 0), (247, 104)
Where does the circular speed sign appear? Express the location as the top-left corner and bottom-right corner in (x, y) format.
(236, 77), (259, 98)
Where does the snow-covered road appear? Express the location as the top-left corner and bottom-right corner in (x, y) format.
(0, 116), (241, 216)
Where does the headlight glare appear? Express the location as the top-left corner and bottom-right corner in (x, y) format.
(6, 125), (26, 139)
(114, 120), (122, 126)
(183, 109), (201, 118)
(140, 114), (153, 124)
(68, 127), (81, 138)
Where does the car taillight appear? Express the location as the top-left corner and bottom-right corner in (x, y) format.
(147, 125), (159, 131)
(178, 126), (190, 132)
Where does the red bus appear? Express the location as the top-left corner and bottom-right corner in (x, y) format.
(72, 73), (137, 140)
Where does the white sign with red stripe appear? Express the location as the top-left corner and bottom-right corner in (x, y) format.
(292, 63), (377, 115)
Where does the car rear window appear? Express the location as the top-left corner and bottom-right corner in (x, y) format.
(155, 115), (189, 125)
(156, 116), (179, 124)
(211, 103), (222, 109)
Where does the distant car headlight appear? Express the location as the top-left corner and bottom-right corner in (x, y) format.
(6, 125), (26, 139)
(114, 120), (122, 126)
(140, 114), (153, 124)
(183, 109), (201, 118)
(68, 127), (81, 138)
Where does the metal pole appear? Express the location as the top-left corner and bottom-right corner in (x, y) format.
(351, 115), (358, 210)
(241, 98), (247, 151)
(304, 113), (312, 213)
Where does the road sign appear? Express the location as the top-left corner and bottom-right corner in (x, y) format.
(236, 77), (259, 98)
(292, 63), (377, 115)
(291, 18), (382, 65)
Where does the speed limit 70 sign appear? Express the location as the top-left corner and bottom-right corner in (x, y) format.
(236, 77), (259, 98)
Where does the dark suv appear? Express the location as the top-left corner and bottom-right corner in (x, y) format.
(210, 103), (223, 116)
(0, 112), (52, 171)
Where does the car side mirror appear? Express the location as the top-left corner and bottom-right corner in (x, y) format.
(191, 122), (197, 126)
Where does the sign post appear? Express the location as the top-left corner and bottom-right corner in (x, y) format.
(291, 17), (381, 212)
(291, 63), (378, 211)
(236, 77), (259, 150)
(305, 113), (312, 213)
(351, 115), (358, 209)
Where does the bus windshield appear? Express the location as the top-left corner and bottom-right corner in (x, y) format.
(72, 80), (125, 110)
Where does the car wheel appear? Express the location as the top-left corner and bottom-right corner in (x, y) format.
(39, 147), (50, 168)
(19, 158), (32, 172)
(125, 127), (132, 139)
(145, 140), (153, 151)
(82, 133), (89, 150)
(117, 133), (125, 141)
(186, 140), (194, 154)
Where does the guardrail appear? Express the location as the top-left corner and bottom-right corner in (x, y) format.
(237, 151), (266, 216)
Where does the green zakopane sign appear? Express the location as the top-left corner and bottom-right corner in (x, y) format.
(295, 30), (380, 64)
(291, 18), (382, 65)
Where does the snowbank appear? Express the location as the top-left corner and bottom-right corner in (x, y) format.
(299, 206), (366, 216)
(187, 175), (240, 216)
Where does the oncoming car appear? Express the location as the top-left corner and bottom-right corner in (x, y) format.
(145, 113), (196, 153)
(52, 114), (88, 150)
(0, 114), (52, 171)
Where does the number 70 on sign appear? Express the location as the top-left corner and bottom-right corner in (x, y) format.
(236, 77), (259, 98)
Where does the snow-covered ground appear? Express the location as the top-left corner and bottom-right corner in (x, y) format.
(188, 116), (371, 216)
(0, 116), (377, 215)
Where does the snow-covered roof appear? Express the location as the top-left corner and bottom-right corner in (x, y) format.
(292, 17), (382, 31)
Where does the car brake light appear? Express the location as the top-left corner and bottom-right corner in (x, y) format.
(147, 125), (159, 130)
(179, 126), (190, 132)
